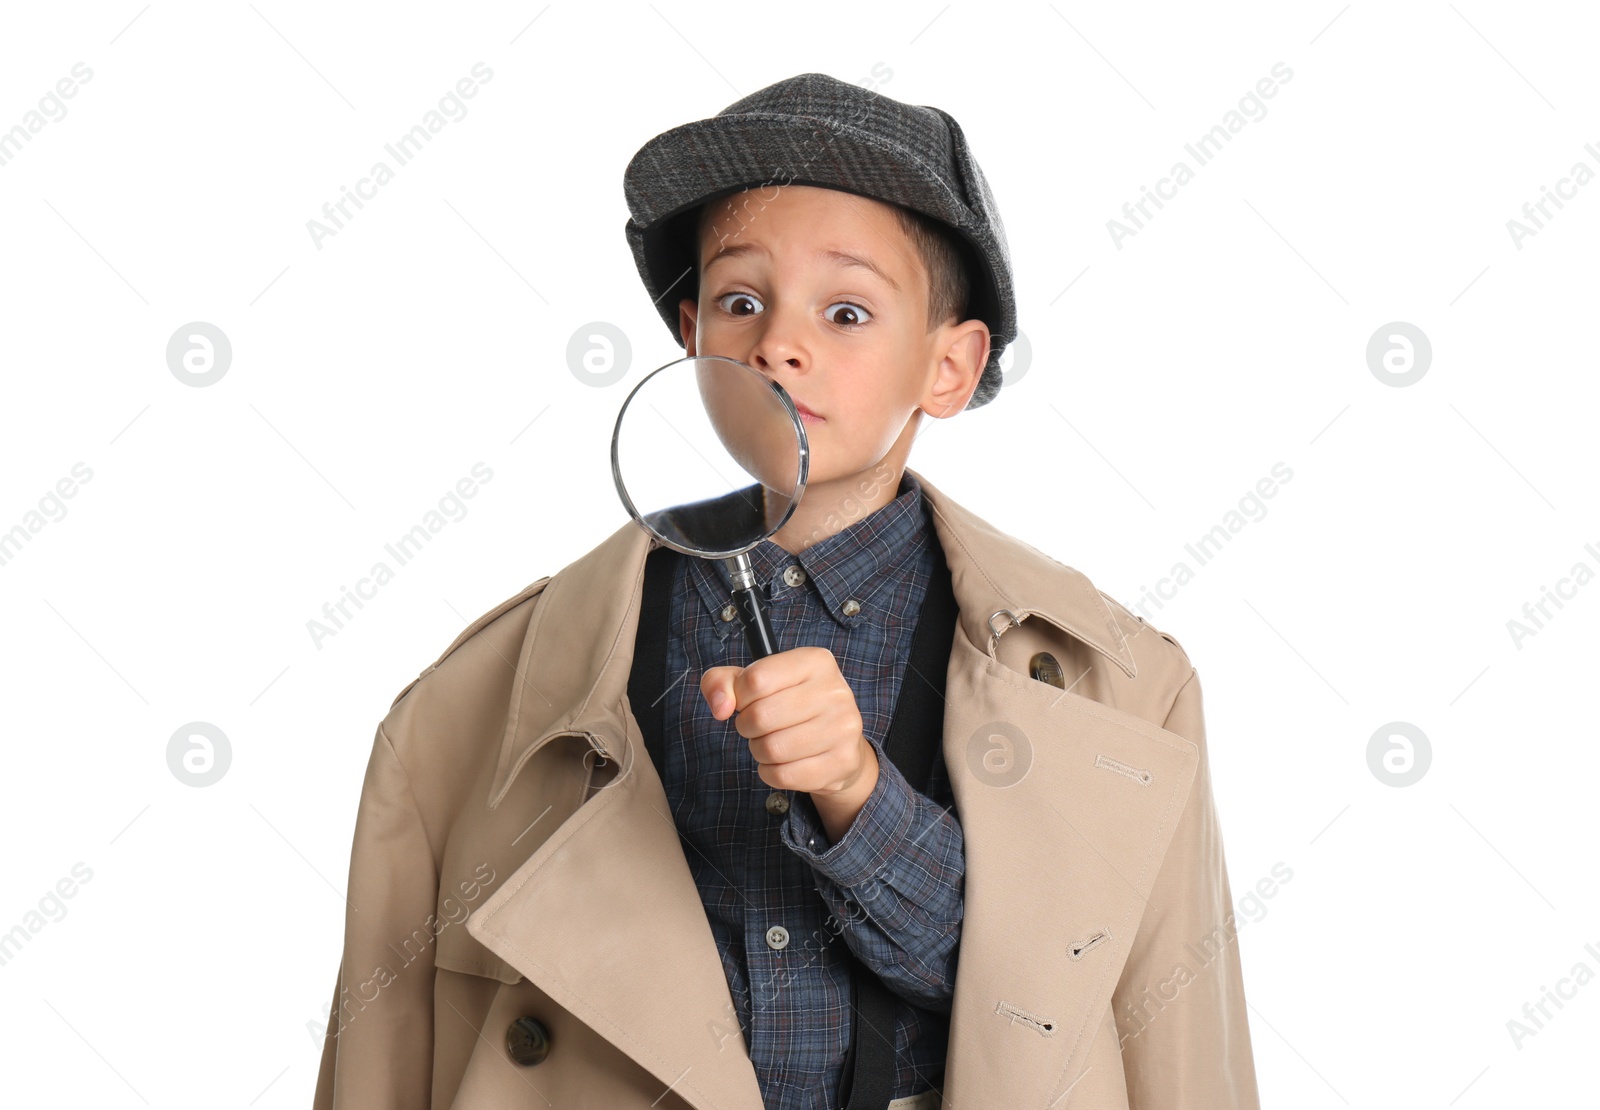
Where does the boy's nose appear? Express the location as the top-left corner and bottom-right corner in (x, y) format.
(746, 310), (807, 373)
(750, 348), (802, 373)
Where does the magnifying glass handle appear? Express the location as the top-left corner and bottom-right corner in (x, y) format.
(724, 553), (778, 660)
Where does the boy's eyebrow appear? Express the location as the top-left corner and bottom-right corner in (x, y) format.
(704, 242), (901, 292)
(823, 248), (901, 292)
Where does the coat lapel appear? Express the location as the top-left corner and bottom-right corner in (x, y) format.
(465, 467), (1199, 1109)
(464, 512), (766, 1109)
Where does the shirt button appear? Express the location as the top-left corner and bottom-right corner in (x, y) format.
(842, 598), (862, 617)
(720, 603), (738, 622)
(782, 564), (807, 588)
(766, 925), (790, 950)
(764, 791), (790, 815)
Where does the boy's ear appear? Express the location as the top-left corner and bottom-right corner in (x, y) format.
(922, 319), (991, 418)
(678, 297), (699, 356)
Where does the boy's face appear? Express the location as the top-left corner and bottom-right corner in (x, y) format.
(678, 185), (989, 488)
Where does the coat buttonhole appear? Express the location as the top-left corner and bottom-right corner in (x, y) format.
(1069, 930), (1111, 959)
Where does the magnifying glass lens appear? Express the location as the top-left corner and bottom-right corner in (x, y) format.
(611, 355), (810, 659)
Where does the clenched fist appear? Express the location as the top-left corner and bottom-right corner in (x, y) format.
(701, 646), (880, 844)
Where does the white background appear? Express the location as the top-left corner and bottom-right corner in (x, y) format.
(1, 1), (1595, 1106)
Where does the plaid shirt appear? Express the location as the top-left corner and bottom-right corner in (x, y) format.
(652, 469), (964, 1109)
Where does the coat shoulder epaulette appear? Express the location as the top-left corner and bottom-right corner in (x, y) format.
(1096, 588), (1193, 668)
(389, 575), (554, 709)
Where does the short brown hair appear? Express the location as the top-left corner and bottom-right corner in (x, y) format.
(693, 193), (971, 333)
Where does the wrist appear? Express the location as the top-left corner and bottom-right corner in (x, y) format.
(810, 738), (879, 843)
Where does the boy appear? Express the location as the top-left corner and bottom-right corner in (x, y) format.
(314, 73), (1260, 1110)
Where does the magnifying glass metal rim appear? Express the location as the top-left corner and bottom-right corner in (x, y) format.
(609, 354), (811, 560)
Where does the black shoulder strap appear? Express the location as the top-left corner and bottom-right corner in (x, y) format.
(879, 534), (956, 792)
(627, 543), (677, 776)
(840, 536), (957, 1109)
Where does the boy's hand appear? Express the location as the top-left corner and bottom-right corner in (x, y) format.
(701, 647), (880, 843)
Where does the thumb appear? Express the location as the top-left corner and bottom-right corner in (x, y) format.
(700, 666), (741, 719)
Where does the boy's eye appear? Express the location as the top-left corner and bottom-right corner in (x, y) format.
(716, 292), (764, 317)
(824, 302), (872, 328)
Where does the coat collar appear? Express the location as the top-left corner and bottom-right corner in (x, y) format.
(485, 465), (1137, 811)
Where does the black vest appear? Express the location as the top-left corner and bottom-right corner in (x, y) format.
(627, 536), (959, 1109)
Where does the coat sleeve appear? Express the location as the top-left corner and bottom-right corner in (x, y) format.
(312, 722), (439, 1109)
(1114, 668), (1261, 1109)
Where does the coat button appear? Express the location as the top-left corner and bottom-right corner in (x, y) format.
(766, 924), (790, 949)
(506, 1016), (551, 1066)
(782, 564), (807, 588)
(1030, 651), (1066, 689)
(764, 791), (790, 815)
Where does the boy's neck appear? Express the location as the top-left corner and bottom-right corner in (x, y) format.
(762, 462), (908, 555)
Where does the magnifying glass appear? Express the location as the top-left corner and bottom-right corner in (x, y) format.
(610, 355), (810, 660)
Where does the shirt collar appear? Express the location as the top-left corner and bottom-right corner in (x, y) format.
(687, 469), (931, 635)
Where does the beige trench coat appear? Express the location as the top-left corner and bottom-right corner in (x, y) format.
(312, 466), (1261, 1109)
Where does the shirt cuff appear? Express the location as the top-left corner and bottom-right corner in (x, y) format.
(778, 737), (917, 889)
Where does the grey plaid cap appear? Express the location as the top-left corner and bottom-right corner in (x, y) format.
(622, 72), (1016, 410)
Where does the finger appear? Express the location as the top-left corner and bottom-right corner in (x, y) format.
(732, 681), (831, 742)
(699, 666), (742, 718)
(742, 704), (841, 765)
(753, 741), (859, 794)
(729, 650), (811, 709)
